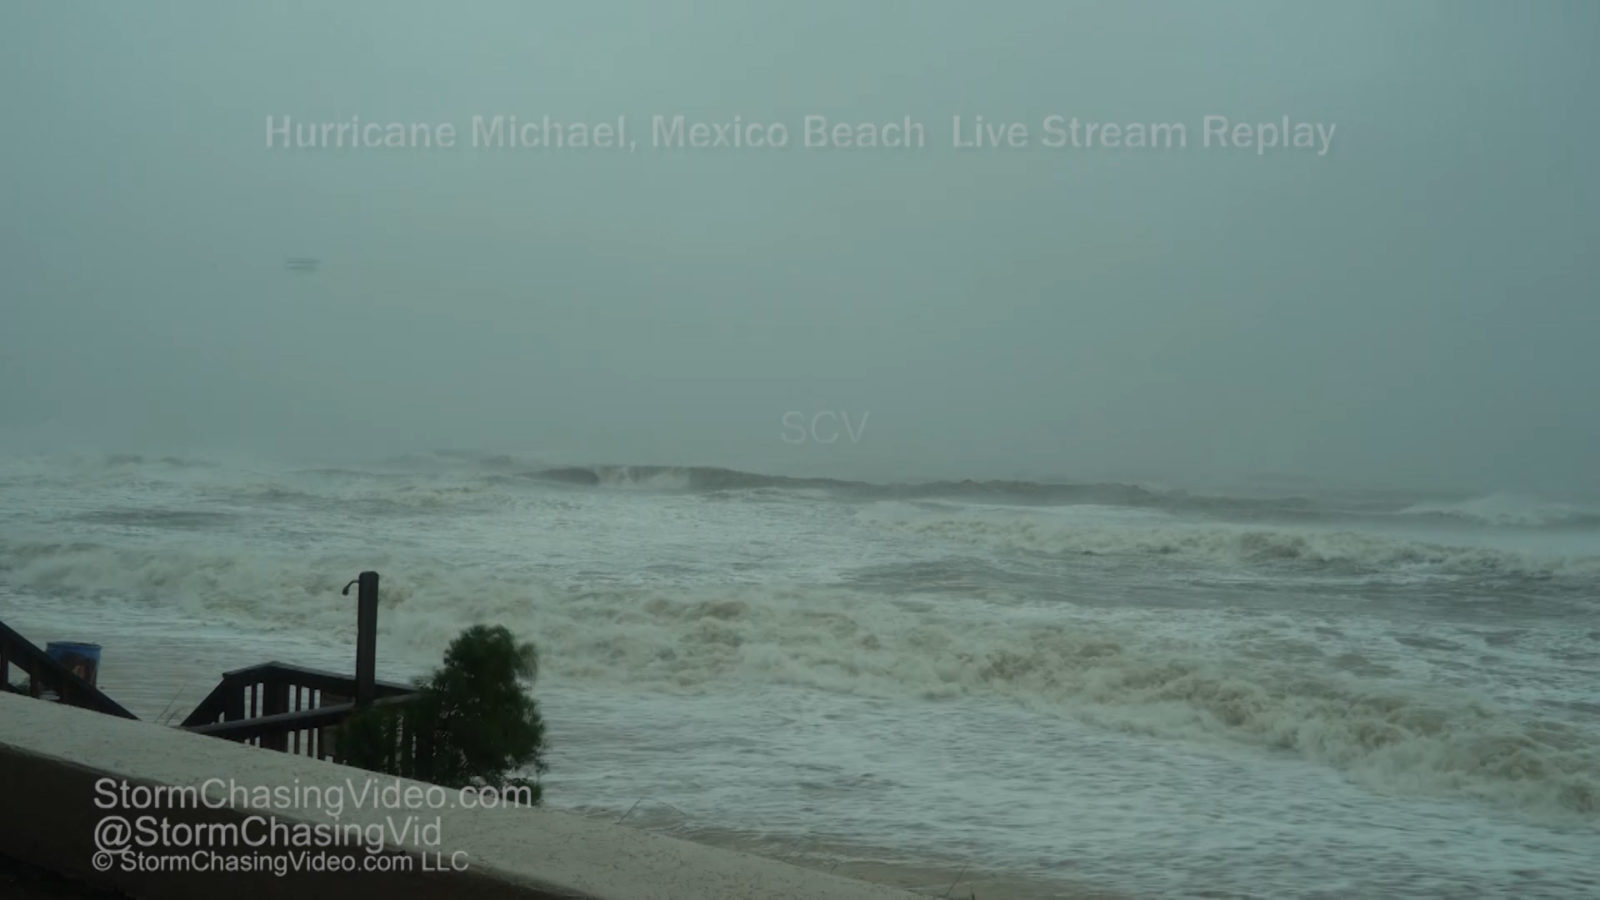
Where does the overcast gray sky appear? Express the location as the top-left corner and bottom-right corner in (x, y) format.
(2, 1), (1596, 493)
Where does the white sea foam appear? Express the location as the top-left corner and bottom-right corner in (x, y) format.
(3, 531), (1595, 819)
(5, 456), (1600, 896)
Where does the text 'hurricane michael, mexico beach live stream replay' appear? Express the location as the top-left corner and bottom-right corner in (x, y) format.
(264, 112), (1338, 156)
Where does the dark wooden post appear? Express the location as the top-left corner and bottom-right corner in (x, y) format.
(415, 722), (434, 782)
(260, 681), (290, 751)
(353, 571), (379, 708)
(223, 682), (246, 722)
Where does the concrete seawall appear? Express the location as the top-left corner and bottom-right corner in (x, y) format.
(0, 693), (919, 899)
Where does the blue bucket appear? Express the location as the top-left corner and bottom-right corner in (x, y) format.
(46, 642), (102, 688)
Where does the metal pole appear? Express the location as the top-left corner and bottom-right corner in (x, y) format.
(344, 571), (380, 708)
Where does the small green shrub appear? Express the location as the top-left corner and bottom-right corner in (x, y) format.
(338, 625), (547, 804)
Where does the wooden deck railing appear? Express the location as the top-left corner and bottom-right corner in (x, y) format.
(6, 572), (432, 777)
(0, 619), (137, 720)
(179, 661), (419, 760)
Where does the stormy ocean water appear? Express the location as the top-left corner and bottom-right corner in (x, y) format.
(2, 453), (1597, 898)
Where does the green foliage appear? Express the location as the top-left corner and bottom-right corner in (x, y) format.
(337, 625), (547, 804)
(335, 700), (407, 776)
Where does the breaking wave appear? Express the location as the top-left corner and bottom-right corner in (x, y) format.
(533, 464), (1198, 508)
(860, 505), (1600, 581)
(1397, 493), (1600, 529)
(23, 454), (1600, 532)
(528, 464), (1600, 532)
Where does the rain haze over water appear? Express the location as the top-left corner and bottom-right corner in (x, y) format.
(2, 2), (1598, 897)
